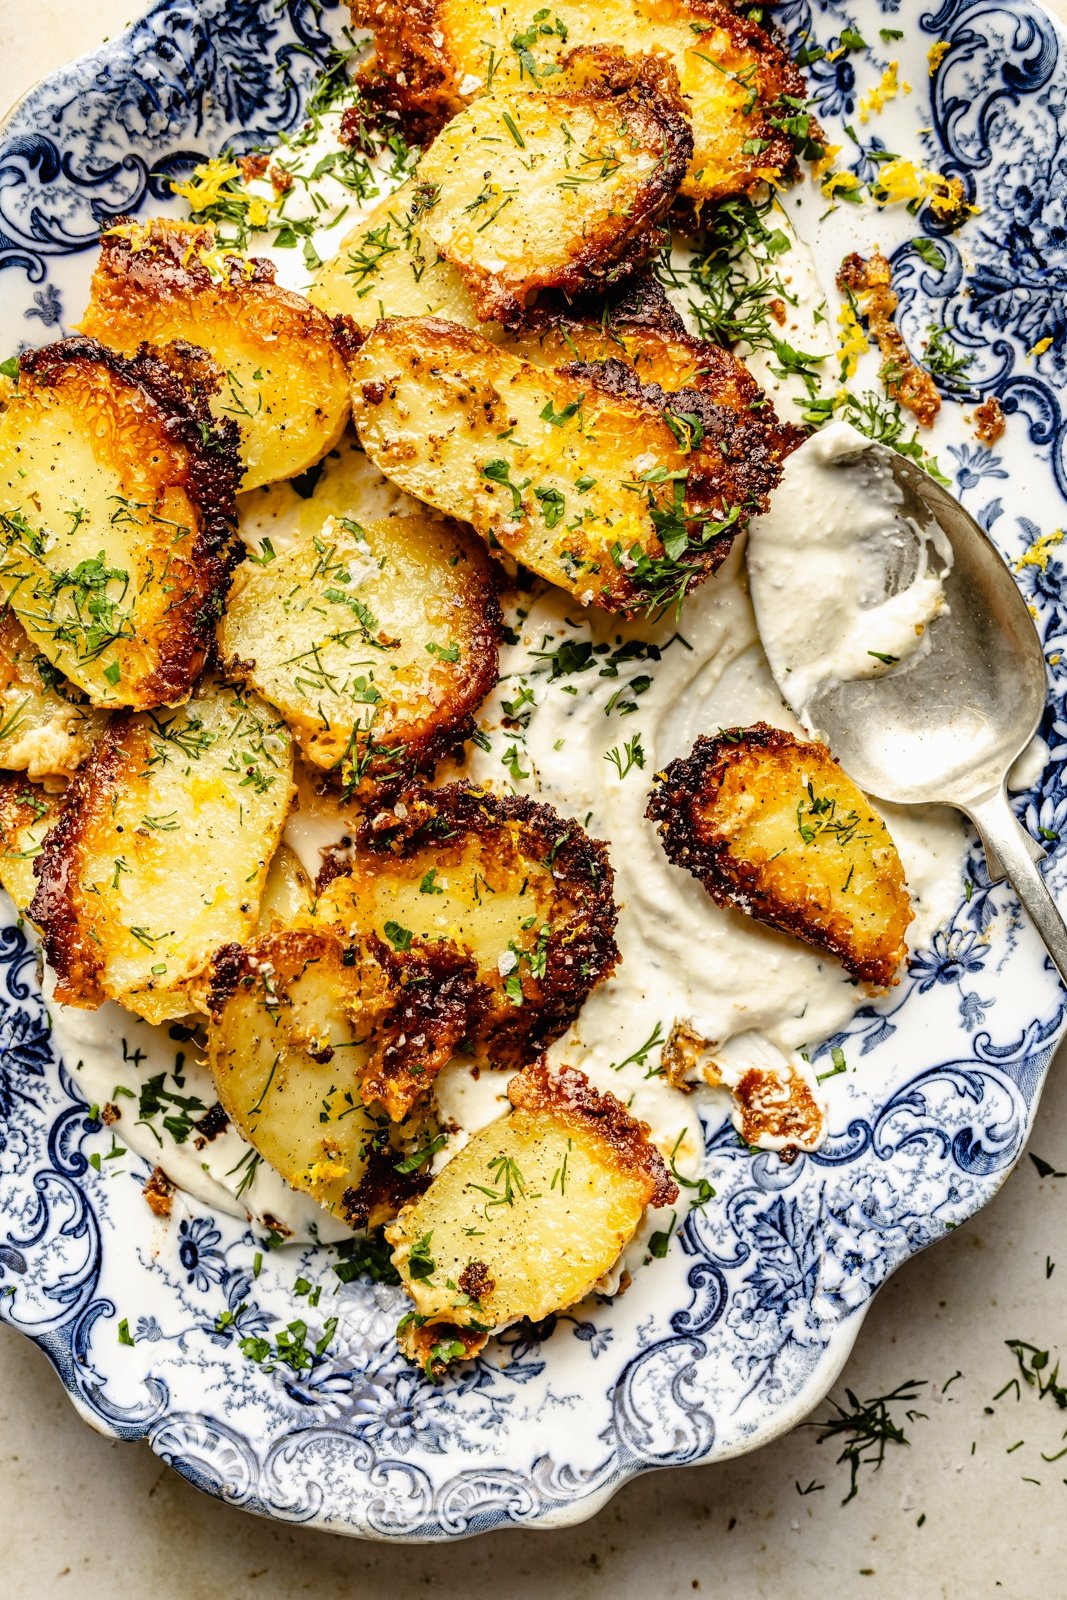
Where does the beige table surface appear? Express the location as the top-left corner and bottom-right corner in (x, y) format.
(3, 5), (1067, 1595)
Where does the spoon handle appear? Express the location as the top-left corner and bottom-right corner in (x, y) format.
(967, 788), (1067, 985)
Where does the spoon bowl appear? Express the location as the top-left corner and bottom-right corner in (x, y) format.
(761, 439), (1067, 983)
(807, 450), (1048, 807)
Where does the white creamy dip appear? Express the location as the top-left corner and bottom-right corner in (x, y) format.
(746, 421), (952, 736)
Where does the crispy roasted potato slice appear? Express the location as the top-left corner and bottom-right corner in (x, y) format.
(350, 317), (781, 614)
(412, 54), (691, 325)
(515, 307), (771, 412)
(0, 608), (109, 781)
(218, 512), (500, 788)
(310, 177), (480, 334)
(351, 0), (811, 205)
(388, 1060), (677, 1375)
(0, 338), (241, 709)
(79, 218), (351, 491)
(647, 724), (913, 986)
(314, 782), (619, 1065)
(29, 679), (295, 1023)
(0, 777), (64, 919)
(206, 926), (475, 1220)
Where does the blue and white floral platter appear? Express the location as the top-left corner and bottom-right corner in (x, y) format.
(2, 0), (1067, 1541)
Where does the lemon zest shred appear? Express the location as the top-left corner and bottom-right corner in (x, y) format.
(821, 170), (862, 199)
(169, 157), (275, 231)
(837, 302), (870, 379)
(1029, 336), (1054, 357)
(870, 156), (979, 219)
(1014, 529), (1064, 574)
(859, 62), (910, 123)
(812, 143), (842, 180)
(170, 157), (243, 212)
(928, 40), (952, 73)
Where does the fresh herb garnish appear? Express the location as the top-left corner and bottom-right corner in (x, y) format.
(809, 1380), (929, 1503)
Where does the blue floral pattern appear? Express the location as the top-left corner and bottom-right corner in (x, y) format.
(2, 0), (1067, 1541)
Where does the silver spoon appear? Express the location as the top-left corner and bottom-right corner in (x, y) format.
(755, 440), (1067, 982)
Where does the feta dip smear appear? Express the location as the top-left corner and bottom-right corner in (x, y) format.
(746, 420), (953, 737)
(44, 435), (968, 1251)
(32, 107), (969, 1275)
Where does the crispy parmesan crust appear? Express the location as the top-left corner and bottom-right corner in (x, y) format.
(397, 1319), (488, 1378)
(417, 50), (692, 326)
(974, 395), (1005, 447)
(209, 924), (487, 1122)
(28, 720), (125, 1004)
(4, 337), (241, 707)
(669, 0), (810, 205)
(508, 1060), (677, 1207)
(143, 1166), (175, 1218)
(351, 0), (464, 140)
(730, 1065), (823, 1150)
(339, 1136), (434, 1229)
(647, 724), (912, 986)
(561, 351), (796, 514)
(363, 934), (490, 1118)
(837, 252), (941, 429)
(320, 781), (620, 1064)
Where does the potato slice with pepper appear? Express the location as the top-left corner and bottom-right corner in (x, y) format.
(79, 218), (351, 491)
(29, 679), (294, 1023)
(412, 53), (691, 325)
(647, 723), (913, 986)
(0, 338), (240, 709)
(206, 925), (479, 1219)
(218, 512), (500, 789)
(387, 1060), (677, 1377)
(310, 176), (479, 333)
(349, 317), (780, 614)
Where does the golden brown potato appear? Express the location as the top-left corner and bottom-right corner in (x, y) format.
(206, 925), (480, 1219)
(515, 302), (770, 409)
(388, 1060), (677, 1376)
(512, 305), (804, 470)
(0, 337), (241, 709)
(218, 512), (501, 789)
(0, 608), (108, 781)
(351, 0), (812, 206)
(412, 53), (692, 325)
(29, 679), (295, 1023)
(309, 176), (490, 334)
(79, 218), (351, 491)
(647, 723), (913, 986)
(314, 782), (619, 1066)
(0, 777), (64, 918)
(350, 317), (783, 614)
